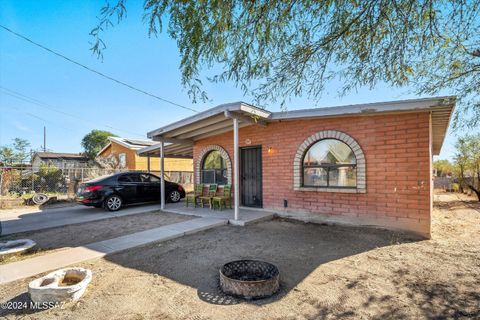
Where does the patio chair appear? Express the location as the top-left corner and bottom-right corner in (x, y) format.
(198, 184), (218, 209)
(212, 185), (232, 210)
(185, 184), (204, 208)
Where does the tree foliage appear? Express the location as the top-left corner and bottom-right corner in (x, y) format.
(92, 0), (480, 127)
(433, 159), (453, 177)
(37, 164), (63, 192)
(0, 138), (31, 165)
(81, 130), (116, 160)
(454, 134), (480, 199)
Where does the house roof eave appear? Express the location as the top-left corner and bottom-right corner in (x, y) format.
(144, 96), (455, 158)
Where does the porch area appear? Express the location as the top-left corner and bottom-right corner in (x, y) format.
(162, 201), (275, 226)
(137, 102), (272, 222)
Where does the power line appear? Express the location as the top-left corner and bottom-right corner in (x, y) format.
(1, 87), (146, 137)
(6, 105), (74, 132)
(6, 105), (91, 152)
(0, 24), (198, 113)
(2, 87), (145, 137)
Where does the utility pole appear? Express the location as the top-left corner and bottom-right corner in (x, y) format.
(43, 126), (46, 152)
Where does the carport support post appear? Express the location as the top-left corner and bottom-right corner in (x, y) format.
(233, 118), (239, 220)
(160, 142), (165, 210)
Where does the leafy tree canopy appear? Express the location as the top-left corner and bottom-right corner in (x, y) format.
(454, 134), (480, 198)
(433, 159), (453, 177)
(0, 138), (31, 165)
(92, 0), (480, 128)
(81, 130), (116, 160)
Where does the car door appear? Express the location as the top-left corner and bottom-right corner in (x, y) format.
(131, 173), (152, 203)
(140, 173), (161, 202)
(116, 174), (141, 203)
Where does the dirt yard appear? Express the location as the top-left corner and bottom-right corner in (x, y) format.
(1, 192), (479, 319)
(0, 211), (194, 264)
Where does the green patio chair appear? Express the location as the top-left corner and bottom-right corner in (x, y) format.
(212, 185), (232, 210)
(185, 184), (204, 208)
(198, 184), (218, 209)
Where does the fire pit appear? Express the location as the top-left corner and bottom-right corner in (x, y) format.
(219, 260), (279, 299)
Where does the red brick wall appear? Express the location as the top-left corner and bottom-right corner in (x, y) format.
(193, 112), (432, 237)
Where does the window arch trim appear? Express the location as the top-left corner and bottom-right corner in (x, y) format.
(195, 145), (232, 184)
(293, 130), (366, 193)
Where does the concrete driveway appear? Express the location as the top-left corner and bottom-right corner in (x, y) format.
(0, 203), (162, 235)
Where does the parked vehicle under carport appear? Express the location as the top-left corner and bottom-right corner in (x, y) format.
(76, 172), (185, 211)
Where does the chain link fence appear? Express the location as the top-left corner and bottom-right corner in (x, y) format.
(0, 165), (193, 198)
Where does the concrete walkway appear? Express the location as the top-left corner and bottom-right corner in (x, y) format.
(1, 203), (162, 235)
(163, 202), (276, 226)
(0, 217), (227, 284)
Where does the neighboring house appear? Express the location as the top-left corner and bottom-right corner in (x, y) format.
(32, 152), (88, 170)
(97, 137), (192, 172)
(140, 97), (455, 238)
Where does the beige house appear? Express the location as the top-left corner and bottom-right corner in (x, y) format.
(97, 137), (192, 172)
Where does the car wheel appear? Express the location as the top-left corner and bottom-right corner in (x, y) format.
(104, 195), (122, 211)
(168, 190), (181, 203)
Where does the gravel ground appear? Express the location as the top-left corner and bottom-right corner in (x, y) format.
(0, 192), (479, 319)
(0, 211), (195, 264)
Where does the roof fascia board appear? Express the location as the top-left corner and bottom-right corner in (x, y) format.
(147, 102), (271, 139)
(239, 103), (271, 118)
(147, 102), (243, 138)
(431, 105), (455, 156)
(224, 110), (268, 127)
(96, 142), (112, 157)
(271, 96), (455, 121)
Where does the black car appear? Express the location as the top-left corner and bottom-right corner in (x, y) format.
(76, 172), (185, 211)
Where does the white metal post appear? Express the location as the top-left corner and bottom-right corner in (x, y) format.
(160, 142), (165, 210)
(233, 118), (239, 220)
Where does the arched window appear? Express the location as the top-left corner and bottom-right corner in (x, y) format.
(201, 150), (228, 184)
(302, 139), (357, 188)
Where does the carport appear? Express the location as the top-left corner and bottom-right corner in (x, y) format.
(137, 102), (272, 220)
(136, 141), (191, 212)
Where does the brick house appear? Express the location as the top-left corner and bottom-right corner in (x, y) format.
(139, 97), (455, 238)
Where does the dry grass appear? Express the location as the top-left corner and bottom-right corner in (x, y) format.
(0, 211), (194, 264)
(1, 192), (479, 319)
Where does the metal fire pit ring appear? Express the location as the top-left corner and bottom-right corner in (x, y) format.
(219, 260), (280, 299)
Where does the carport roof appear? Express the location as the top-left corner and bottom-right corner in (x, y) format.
(139, 97), (455, 158)
(146, 101), (271, 139)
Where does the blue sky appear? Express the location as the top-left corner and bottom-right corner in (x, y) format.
(0, 0), (462, 160)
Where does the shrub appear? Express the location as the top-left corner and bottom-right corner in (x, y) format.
(452, 183), (460, 192)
